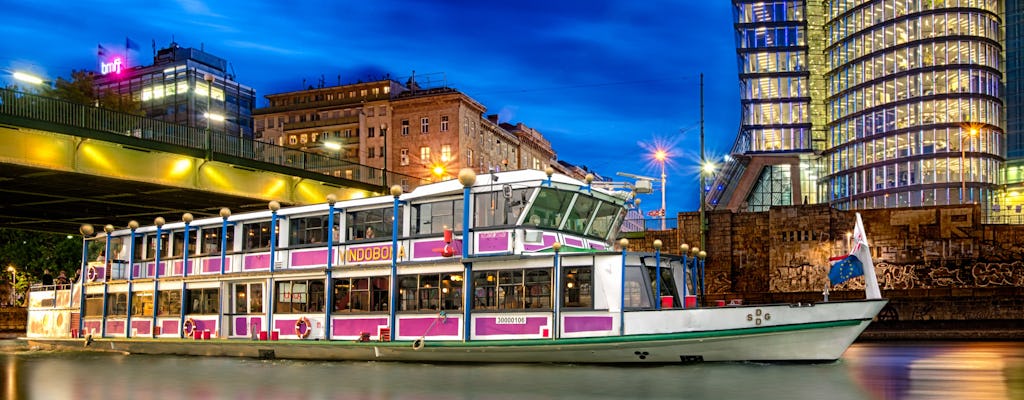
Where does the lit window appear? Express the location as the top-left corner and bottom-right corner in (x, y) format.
(441, 145), (451, 162)
(420, 147), (431, 163)
(300, 134), (308, 144)
(289, 136), (298, 145)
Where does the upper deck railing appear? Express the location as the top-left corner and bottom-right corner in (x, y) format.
(0, 87), (416, 192)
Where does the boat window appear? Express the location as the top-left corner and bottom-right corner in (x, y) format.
(158, 290), (181, 316)
(233, 283), (263, 314)
(412, 199), (463, 235)
(131, 291), (153, 316)
(332, 277), (389, 312)
(275, 280), (324, 314)
(200, 226), (234, 256)
(472, 268), (551, 310)
(85, 237), (105, 264)
(109, 236), (128, 262)
(623, 267), (653, 309)
(170, 230), (185, 258)
(561, 266), (593, 308)
(564, 195), (598, 235)
(645, 258), (680, 308)
(523, 188), (573, 229)
(475, 186), (534, 227)
(398, 273), (463, 311)
(186, 288), (220, 314)
(106, 292), (128, 316)
(242, 220), (273, 250)
(289, 214), (331, 245)
(587, 201), (621, 239)
(132, 235), (144, 262)
(84, 294), (104, 317)
(346, 207), (400, 240)
(142, 232), (167, 261)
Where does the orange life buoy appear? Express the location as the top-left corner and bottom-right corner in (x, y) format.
(183, 317), (197, 338)
(294, 317), (311, 339)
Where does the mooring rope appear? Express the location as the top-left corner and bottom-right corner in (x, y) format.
(412, 310), (447, 350)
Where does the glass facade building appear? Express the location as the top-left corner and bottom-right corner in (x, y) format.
(714, 0), (1007, 215)
(823, 0), (1003, 210)
(93, 43), (255, 138)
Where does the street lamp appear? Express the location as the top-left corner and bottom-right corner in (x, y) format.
(699, 160), (716, 251)
(653, 149), (667, 230)
(961, 127), (978, 204)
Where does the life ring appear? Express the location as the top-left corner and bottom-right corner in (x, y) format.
(183, 318), (197, 338)
(412, 338), (425, 350)
(87, 266), (98, 282)
(294, 317), (311, 339)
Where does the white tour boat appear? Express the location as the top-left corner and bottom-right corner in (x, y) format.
(25, 169), (886, 363)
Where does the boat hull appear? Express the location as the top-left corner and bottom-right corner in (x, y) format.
(27, 300), (886, 364)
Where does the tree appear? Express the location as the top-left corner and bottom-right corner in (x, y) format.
(0, 228), (82, 285)
(44, 70), (142, 115)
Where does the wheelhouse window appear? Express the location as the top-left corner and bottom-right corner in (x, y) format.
(587, 202), (623, 239)
(564, 195), (598, 234)
(474, 186), (534, 227)
(398, 273), (463, 311)
(275, 279), (325, 313)
(412, 199), (462, 235)
(186, 288), (220, 314)
(562, 266), (593, 308)
(143, 232), (168, 261)
(158, 290), (181, 316)
(472, 268), (551, 310)
(242, 220), (273, 250)
(523, 188), (574, 229)
(346, 207), (399, 240)
(289, 214), (333, 245)
(200, 226), (234, 255)
(332, 277), (390, 312)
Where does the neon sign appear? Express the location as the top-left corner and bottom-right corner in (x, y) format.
(101, 58), (123, 75)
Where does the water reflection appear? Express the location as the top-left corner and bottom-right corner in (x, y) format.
(2, 342), (1022, 400)
(844, 342), (1024, 400)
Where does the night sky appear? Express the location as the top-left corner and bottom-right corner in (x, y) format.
(0, 0), (739, 215)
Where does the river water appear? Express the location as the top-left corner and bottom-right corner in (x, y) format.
(2, 341), (1022, 400)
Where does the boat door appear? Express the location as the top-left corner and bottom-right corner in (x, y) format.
(229, 282), (264, 338)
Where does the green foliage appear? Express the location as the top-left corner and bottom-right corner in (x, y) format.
(0, 228), (82, 283)
(43, 70), (142, 115)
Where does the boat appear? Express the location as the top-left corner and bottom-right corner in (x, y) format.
(25, 168), (887, 363)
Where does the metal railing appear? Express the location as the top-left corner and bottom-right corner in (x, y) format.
(0, 88), (416, 191)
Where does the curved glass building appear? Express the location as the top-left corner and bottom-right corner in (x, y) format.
(715, 0), (1006, 214)
(823, 0), (1003, 209)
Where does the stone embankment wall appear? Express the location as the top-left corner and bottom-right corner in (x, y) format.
(630, 204), (1024, 325)
(0, 307), (27, 332)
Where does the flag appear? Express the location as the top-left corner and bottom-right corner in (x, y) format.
(828, 253), (864, 285)
(97, 44), (107, 57)
(126, 37), (140, 51)
(829, 213), (881, 299)
(646, 208), (665, 217)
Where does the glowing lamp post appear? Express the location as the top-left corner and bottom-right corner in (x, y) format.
(654, 149), (667, 230)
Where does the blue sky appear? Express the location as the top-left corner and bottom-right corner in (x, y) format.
(0, 0), (739, 215)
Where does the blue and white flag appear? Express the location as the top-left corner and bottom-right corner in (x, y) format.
(828, 253), (863, 285)
(829, 213), (881, 299)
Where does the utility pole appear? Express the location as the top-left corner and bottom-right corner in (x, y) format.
(699, 73), (706, 251)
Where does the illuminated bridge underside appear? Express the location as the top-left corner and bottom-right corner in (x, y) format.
(0, 126), (375, 233)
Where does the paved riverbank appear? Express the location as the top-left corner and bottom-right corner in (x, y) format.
(860, 320), (1024, 341)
